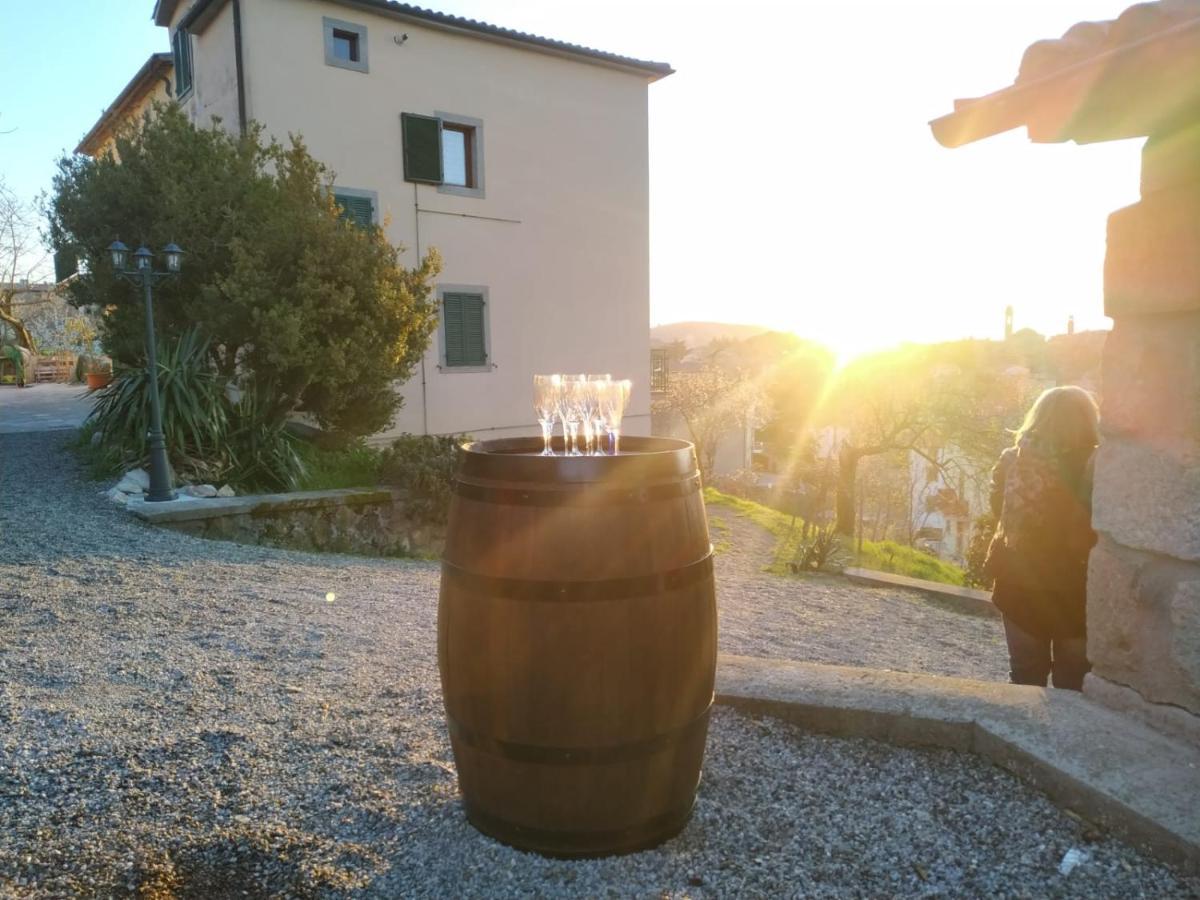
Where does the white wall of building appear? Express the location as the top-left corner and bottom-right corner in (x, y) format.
(170, 0), (656, 442)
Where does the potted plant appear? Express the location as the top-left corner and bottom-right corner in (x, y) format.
(79, 355), (113, 391)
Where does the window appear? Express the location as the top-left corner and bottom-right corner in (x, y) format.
(333, 189), (377, 229)
(438, 287), (490, 371)
(172, 28), (193, 97)
(331, 29), (359, 63)
(401, 112), (485, 198)
(441, 125), (473, 187)
(323, 17), (368, 73)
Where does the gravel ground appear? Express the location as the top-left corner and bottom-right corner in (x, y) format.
(708, 507), (1011, 683)
(2, 430), (1196, 898)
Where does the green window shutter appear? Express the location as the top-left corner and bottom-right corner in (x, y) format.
(443, 292), (487, 367)
(402, 113), (443, 184)
(443, 294), (465, 366)
(173, 30), (193, 95)
(334, 193), (373, 228)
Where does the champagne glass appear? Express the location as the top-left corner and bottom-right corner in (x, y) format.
(533, 374), (560, 456)
(588, 374), (611, 455)
(601, 379), (632, 454)
(558, 374), (586, 456)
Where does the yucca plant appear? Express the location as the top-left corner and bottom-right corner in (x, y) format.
(224, 382), (306, 493)
(87, 327), (230, 480)
(788, 524), (846, 573)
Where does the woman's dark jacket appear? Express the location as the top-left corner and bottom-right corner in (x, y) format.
(985, 439), (1097, 639)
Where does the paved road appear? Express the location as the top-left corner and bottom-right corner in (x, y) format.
(0, 383), (94, 433)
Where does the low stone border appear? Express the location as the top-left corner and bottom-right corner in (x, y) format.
(842, 567), (998, 617)
(715, 654), (1200, 874)
(126, 488), (443, 557)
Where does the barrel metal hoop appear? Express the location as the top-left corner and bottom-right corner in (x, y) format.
(462, 796), (696, 858)
(440, 552), (714, 603)
(453, 474), (702, 507)
(447, 702), (712, 766)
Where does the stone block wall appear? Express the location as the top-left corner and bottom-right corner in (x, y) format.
(1087, 123), (1200, 739)
(134, 488), (445, 558)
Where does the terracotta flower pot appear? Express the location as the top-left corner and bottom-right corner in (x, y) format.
(86, 372), (112, 391)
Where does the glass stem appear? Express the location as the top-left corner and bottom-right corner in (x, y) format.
(566, 421), (579, 456)
(612, 427), (621, 455)
(540, 420), (554, 455)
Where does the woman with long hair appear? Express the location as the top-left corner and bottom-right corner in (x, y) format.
(985, 386), (1100, 690)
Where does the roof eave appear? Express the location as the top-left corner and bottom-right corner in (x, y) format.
(76, 53), (174, 156)
(333, 0), (674, 80)
(162, 0), (672, 78)
(153, 0), (181, 27)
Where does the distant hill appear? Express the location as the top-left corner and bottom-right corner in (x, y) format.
(650, 321), (771, 348)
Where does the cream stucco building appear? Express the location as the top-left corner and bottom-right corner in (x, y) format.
(83, 1), (671, 442)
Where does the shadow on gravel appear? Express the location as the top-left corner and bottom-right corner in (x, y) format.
(133, 824), (379, 899)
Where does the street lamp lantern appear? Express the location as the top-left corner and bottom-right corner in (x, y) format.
(110, 240), (184, 502)
(162, 243), (184, 273)
(108, 240), (129, 270)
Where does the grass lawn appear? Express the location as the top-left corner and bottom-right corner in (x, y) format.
(704, 488), (966, 586)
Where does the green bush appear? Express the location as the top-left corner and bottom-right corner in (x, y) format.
(377, 434), (465, 524)
(295, 440), (382, 491)
(86, 327), (228, 481)
(223, 383), (306, 493)
(964, 514), (997, 588)
(48, 102), (440, 436)
(789, 524), (845, 573)
(2, 345), (25, 384)
(84, 328), (306, 492)
(72, 422), (126, 481)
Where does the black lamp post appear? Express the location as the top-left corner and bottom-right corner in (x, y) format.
(108, 240), (185, 502)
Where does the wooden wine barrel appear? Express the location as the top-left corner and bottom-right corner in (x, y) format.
(438, 435), (717, 857)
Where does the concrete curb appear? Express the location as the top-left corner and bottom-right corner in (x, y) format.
(715, 654), (1200, 874)
(125, 488), (393, 524)
(841, 567), (998, 617)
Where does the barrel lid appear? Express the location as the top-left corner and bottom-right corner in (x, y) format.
(456, 436), (698, 485)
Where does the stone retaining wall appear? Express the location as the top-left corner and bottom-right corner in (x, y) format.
(1087, 123), (1200, 740)
(127, 488), (444, 558)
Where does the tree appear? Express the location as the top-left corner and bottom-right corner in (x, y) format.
(46, 103), (440, 436)
(824, 341), (1037, 536)
(652, 363), (764, 484)
(0, 177), (46, 352)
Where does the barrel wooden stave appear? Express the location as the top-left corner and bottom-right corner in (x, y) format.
(437, 436), (717, 857)
(444, 481), (710, 581)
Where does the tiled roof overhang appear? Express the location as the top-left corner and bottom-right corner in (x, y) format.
(157, 0), (673, 80)
(75, 53), (174, 156)
(930, 0), (1200, 147)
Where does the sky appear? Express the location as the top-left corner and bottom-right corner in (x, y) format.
(0, 0), (1144, 359)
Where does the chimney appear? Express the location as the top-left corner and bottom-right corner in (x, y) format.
(1067, 314), (1075, 335)
(1004, 305), (1014, 341)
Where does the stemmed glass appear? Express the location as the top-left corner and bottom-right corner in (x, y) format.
(533, 374), (560, 456)
(558, 374), (587, 456)
(600, 379), (632, 454)
(582, 374), (610, 455)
